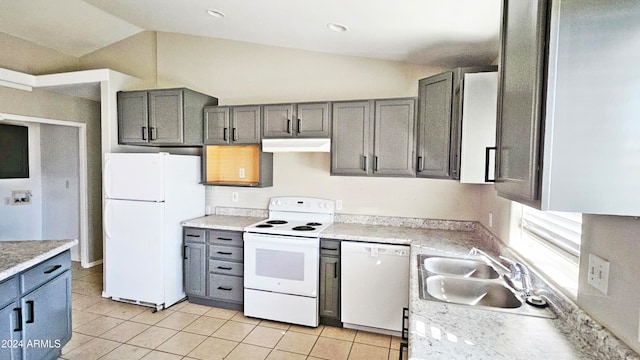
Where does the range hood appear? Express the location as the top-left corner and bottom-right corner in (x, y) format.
(262, 138), (331, 152)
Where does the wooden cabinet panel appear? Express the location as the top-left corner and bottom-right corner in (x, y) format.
(297, 102), (331, 138)
(263, 104), (295, 138)
(117, 91), (149, 145)
(331, 101), (371, 176)
(204, 107), (231, 145)
(184, 242), (206, 297)
(232, 106), (261, 144)
(374, 99), (416, 177)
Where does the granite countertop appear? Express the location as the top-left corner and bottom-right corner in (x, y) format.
(0, 239), (77, 282)
(408, 244), (595, 359)
(182, 213), (633, 359)
(181, 214), (265, 232)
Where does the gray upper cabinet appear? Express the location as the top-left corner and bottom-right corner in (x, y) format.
(495, 0), (548, 206)
(374, 99), (416, 177)
(417, 66), (497, 180)
(331, 101), (372, 176)
(263, 102), (331, 138)
(331, 98), (416, 177)
(118, 88), (218, 146)
(203, 106), (261, 145)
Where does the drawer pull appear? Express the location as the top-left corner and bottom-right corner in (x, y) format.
(217, 237), (233, 241)
(186, 234), (201, 238)
(44, 265), (62, 274)
(217, 251), (233, 255)
(13, 308), (22, 332)
(217, 286), (233, 291)
(321, 247), (338, 251)
(26, 301), (34, 324)
(217, 266), (233, 270)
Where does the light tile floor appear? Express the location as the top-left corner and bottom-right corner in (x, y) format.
(60, 262), (404, 360)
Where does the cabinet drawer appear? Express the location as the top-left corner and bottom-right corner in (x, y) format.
(209, 260), (244, 276)
(208, 230), (243, 247)
(320, 239), (340, 256)
(184, 228), (206, 243)
(0, 276), (18, 308)
(21, 251), (71, 294)
(208, 275), (243, 302)
(209, 245), (244, 262)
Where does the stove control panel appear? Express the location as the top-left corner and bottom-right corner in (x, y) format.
(269, 197), (335, 214)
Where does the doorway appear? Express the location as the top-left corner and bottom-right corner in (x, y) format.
(0, 113), (88, 265)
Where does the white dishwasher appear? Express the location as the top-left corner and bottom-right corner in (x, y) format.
(341, 241), (410, 335)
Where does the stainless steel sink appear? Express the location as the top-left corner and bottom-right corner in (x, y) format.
(425, 275), (521, 308)
(422, 257), (500, 279)
(417, 254), (556, 318)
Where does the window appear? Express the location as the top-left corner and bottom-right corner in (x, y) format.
(511, 204), (582, 299)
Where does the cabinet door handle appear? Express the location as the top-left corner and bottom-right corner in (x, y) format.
(44, 265), (62, 274)
(13, 308), (22, 332)
(297, 119), (301, 134)
(217, 251), (233, 255)
(217, 266), (233, 270)
(334, 262), (338, 279)
(217, 286), (233, 291)
(287, 119), (292, 134)
(485, 147), (497, 183)
(362, 155), (368, 172)
(374, 156), (379, 172)
(183, 246), (189, 260)
(223, 128), (228, 141)
(320, 247), (338, 251)
(232, 128), (238, 141)
(149, 127), (156, 140)
(141, 126), (147, 140)
(26, 300), (34, 324)
(417, 156), (424, 172)
(217, 237), (233, 241)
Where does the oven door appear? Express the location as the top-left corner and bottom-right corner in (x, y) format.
(244, 232), (319, 297)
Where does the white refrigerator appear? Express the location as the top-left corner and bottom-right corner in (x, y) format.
(103, 152), (204, 310)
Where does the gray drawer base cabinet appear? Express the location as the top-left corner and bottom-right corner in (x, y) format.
(319, 239), (341, 327)
(0, 250), (72, 360)
(183, 228), (244, 311)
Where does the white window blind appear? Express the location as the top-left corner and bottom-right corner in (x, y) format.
(521, 206), (582, 261)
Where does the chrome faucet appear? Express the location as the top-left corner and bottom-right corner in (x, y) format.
(467, 248), (510, 273)
(468, 248), (533, 297)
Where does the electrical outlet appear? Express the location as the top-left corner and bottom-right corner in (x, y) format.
(232, 192), (239, 203)
(238, 168), (245, 179)
(587, 253), (610, 294)
(336, 200), (343, 210)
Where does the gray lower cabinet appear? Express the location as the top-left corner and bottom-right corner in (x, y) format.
(203, 106), (261, 145)
(0, 250), (71, 360)
(331, 98), (416, 177)
(319, 239), (341, 326)
(183, 228), (244, 310)
(263, 103), (331, 138)
(183, 228), (206, 297)
(118, 88), (218, 146)
(416, 66), (497, 179)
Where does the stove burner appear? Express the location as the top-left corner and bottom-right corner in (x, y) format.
(255, 224), (273, 228)
(306, 222), (322, 226)
(266, 220), (288, 225)
(292, 225), (316, 231)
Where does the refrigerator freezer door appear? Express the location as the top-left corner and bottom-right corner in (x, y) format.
(104, 198), (165, 305)
(104, 153), (165, 201)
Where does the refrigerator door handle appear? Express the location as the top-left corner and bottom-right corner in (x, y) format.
(104, 158), (112, 198)
(104, 200), (112, 239)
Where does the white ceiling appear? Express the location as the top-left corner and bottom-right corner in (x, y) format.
(0, 0), (501, 67)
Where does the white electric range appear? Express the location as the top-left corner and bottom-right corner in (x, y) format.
(243, 197), (335, 327)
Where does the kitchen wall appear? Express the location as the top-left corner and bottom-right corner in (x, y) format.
(0, 32), (77, 74)
(0, 84), (102, 262)
(40, 124), (80, 245)
(0, 122), (42, 240)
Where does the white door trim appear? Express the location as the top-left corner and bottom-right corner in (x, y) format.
(0, 112), (89, 268)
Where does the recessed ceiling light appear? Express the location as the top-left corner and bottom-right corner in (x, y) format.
(207, 9), (225, 18)
(327, 23), (348, 32)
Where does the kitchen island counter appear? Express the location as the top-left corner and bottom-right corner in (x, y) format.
(0, 239), (77, 282)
